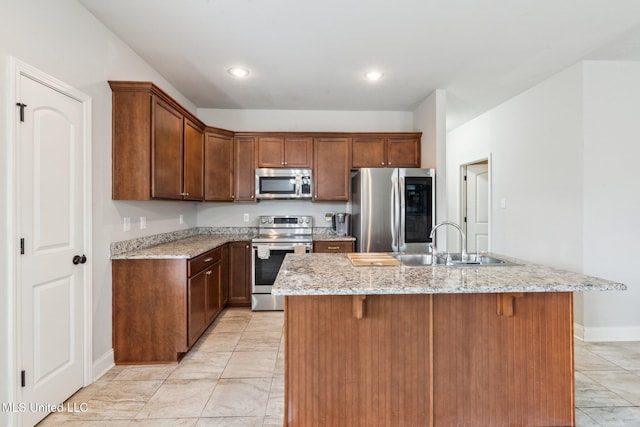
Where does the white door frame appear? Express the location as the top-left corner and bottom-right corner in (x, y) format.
(8, 58), (93, 425)
(459, 154), (492, 253)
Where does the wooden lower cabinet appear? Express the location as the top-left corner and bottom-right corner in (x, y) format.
(313, 240), (354, 253)
(113, 246), (227, 364)
(227, 241), (252, 307)
(284, 292), (574, 426)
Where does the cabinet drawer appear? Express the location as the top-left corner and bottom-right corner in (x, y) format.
(314, 241), (354, 253)
(188, 247), (222, 276)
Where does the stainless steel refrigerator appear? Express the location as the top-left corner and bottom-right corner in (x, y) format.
(351, 168), (435, 253)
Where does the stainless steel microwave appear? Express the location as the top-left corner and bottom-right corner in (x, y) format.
(255, 168), (313, 199)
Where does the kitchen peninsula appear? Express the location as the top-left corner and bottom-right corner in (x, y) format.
(272, 253), (625, 427)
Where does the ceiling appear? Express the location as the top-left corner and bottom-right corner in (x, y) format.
(79, 0), (640, 130)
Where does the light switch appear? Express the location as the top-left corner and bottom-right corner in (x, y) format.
(123, 217), (131, 232)
(500, 198), (507, 209)
(179, 214), (184, 225)
(243, 213), (250, 222)
(140, 216), (146, 229)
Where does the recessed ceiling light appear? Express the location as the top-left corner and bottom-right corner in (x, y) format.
(364, 70), (384, 81)
(228, 67), (250, 78)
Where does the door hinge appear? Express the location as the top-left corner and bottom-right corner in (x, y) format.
(20, 238), (24, 255)
(464, 216), (467, 223)
(16, 103), (27, 122)
(464, 175), (467, 181)
(21, 370), (25, 387)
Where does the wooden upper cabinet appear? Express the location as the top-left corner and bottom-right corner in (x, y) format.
(183, 118), (204, 200)
(234, 136), (256, 201)
(387, 136), (421, 167)
(352, 137), (386, 168)
(110, 81), (207, 201)
(351, 134), (421, 168)
(256, 136), (312, 168)
(204, 129), (234, 201)
(313, 137), (351, 201)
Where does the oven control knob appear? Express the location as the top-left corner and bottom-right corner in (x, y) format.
(260, 218), (268, 224)
(304, 218), (310, 224)
(298, 218), (303, 224)
(268, 218), (274, 224)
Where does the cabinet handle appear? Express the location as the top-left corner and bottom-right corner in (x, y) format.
(181, 192), (189, 196)
(381, 162), (385, 166)
(251, 195), (254, 199)
(206, 270), (213, 275)
(327, 246), (340, 250)
(204, 257), (213, 262)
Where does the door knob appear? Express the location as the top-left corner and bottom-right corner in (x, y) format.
(73, 255), (87, 265)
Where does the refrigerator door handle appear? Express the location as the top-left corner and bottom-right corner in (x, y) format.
(391, 171), (399, 252)
(398, 173), (406, 252)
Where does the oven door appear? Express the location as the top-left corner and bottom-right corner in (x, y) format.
(252, 242), (311, 294)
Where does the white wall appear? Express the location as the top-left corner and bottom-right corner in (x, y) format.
(447, 64), (585, 267)
(0, 1), (203, 414)
(196, 108), (416, 227)
(448, 61), (640, 340)
(581, 61), (640, 340)
(413, 90), (447, 224)
(197, 108), (413, 132)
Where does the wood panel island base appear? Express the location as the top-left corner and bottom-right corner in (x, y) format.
(284, 293), (573, 427)
(273, 253), (625, 427)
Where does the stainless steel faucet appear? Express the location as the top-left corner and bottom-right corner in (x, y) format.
(429, 221), (468, 264)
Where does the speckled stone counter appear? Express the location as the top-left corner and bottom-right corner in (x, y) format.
(312, 234), (356, 242)
(111, 234), (251, 259)
(272, 252), (625, 295)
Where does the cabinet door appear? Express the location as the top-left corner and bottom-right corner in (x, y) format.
(188, 269), (208, 347)
(387, 136), (421, 168)
(205, 263), (222, 323)
(284, 137), (313, 168)
(256, 137), (284, 167)
(352, 137), (386, 168)
(204, 131), (234, 201)
(234, 137), (256, 201)
(183, 118), (204, 200)
(228, 241), (251, 306)
(220, 245), (229, 307)
(152, 96), (184, 199)
(313, 137), (351, 201)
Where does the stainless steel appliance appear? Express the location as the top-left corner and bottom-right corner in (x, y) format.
(332, 213), (350, 237)
(252, 215), (313, 310)
(351, 168), (435, 253)
(255, 168), (313, 199)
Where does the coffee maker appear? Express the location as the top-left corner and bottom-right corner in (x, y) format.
(332, 213), (351, 237)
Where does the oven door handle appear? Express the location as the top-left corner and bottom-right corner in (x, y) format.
(252, 244), (311, 252)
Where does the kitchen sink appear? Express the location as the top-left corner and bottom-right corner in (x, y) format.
(392, 252), (516, 267)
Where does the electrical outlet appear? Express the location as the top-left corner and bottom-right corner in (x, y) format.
(123, 217), (131, 232)
(140, 216), (146, 229)
(243, 213), (250, 222)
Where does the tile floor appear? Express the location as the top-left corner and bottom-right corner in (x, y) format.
(37, 308), (640, 427)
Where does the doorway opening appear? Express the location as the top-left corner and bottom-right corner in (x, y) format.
(460, 157), (491, 253)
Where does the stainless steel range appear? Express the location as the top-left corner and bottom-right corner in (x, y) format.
(251, 215), (313, 310)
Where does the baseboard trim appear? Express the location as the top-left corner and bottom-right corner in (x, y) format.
(93, 349), (115, 381)
(574, 322), (640, 342)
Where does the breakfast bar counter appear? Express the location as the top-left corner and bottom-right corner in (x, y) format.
(272, 253), (625, 427)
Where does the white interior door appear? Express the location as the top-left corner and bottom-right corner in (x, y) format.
(18, 72), (86, 426)
(465, 163), (489, 253)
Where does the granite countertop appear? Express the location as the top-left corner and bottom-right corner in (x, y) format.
(271, 253), (626, 295)
(312, 235), (356, 241)
(111, 228), (354, 260)
(111, 235), (250, 259)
